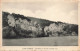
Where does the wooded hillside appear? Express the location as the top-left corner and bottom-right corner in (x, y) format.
(2, 11), (78, 38)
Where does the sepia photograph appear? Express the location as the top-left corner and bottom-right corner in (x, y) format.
(2, 0), (78, 46)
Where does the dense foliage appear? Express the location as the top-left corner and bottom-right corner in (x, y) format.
(2, 11), (78, 38)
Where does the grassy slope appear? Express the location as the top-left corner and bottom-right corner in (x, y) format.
(3, 36), (78, 46)
(27, 16), (54, 27)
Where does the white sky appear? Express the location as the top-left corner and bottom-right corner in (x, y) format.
(2, 0), (78, 24)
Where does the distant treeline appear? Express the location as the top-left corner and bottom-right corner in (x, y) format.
(2, 11), (78, 39)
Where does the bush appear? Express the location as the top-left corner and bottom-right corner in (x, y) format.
(3, 26), (13, 38)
